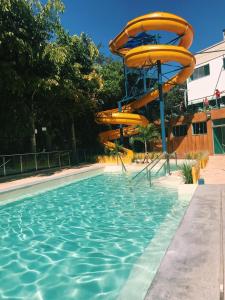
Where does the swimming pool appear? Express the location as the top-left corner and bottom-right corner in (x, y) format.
(0, 171), (190, 299)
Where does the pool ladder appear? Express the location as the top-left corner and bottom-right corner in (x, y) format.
(118, 153), (127, 173)
(131, 152), (177, 186)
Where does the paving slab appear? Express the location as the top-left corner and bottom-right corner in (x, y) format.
(201, 155), (225, 184)
(145, 185), (224, 300)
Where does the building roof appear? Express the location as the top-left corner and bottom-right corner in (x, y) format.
(194, 39), (225, 66)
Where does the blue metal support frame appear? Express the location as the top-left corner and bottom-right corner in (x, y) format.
(118, 101), (124, 145)
(157, 60), (167, 153)
(123, 60), (128, 99)
(143, 69), (147, 93)
(116, 32), (171, 150)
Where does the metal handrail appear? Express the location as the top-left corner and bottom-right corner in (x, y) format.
(118, 153), (127, 173)
(132, 153), (163, 181)
(0, 150), (70, 158)
(155, 159), (168, 175)
(0, 159), (10, 169)
(0, 151), (71, 177)
(155, 152), (176, 176)
(132, 152), (175, 186)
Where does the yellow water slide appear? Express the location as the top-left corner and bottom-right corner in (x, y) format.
(96, 12), (195, 154)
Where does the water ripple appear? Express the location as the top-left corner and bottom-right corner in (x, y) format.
(0, 172), (187, 299)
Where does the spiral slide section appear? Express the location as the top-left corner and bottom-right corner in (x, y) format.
(96, 12), (195, 152)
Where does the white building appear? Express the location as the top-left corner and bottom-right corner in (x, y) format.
(187, 31), (225, 107)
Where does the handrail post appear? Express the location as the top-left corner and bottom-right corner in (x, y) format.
(131, 153), (163, 181)
(157, 60), (167, 153)
(47, 153), (50, 168)
(3, 157), (6, 176)
(175, 152), (178, 167)
(166, 152), (171, 175)
(76, 150), (79, 164)
(149, 170), (152, 186)
(34, 154), (38, 171)
(59, 152), (61, 167)
(118, 153), (127, 173)
(164, 162), (167, 175)
(68, 152), (71, 166)
(20, 155), (23, 173)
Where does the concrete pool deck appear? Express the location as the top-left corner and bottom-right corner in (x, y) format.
(201, 155), (225, 184)
(0, 164), (104, 191)
(145, 184), (225, 300)
(0, 164), (105, 204)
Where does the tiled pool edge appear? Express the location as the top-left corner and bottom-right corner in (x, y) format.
(145, 185), (225, 300)
(0, 165), (104, 205)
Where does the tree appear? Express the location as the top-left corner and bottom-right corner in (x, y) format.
(48, 32), (102, 160)
(164, 83), (187, 117)
(106, 140), (124, 165)
(98, 57), (124, 109)
(129, 124), (160, 153)
(0, 0), (64, 152)
(0, 0), (125, 156)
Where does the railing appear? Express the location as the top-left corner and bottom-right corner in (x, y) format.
(0, 151), (71, 177)
(73, 148), (99, 164)
(131, 153), (163, 183)
(118, 153), (127, 173)
(0, 159), (10, 169)
(132, 152), (175, 186)
(155, 157), (170, 176)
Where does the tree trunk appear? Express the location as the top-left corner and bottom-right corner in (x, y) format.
(30, 87), (39, 153)
(46, 132), (52, 151)
(71, 116), (77, 162)
(144, 140), (148, 153)
(30, 113), (36, 153)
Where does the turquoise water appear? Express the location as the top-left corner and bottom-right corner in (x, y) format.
(0, 172), (187, 300)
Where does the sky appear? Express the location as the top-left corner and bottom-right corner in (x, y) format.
(59, 0), (225, 56)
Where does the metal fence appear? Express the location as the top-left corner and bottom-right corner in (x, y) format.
(0, 151), (71, 177)
(72, 148), (99, 164)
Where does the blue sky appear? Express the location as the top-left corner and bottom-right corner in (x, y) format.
(60, 0), (225, 56)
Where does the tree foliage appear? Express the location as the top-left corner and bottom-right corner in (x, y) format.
(98, 57), (124, 109)
(129, 124), (160, 153)
(164, 83), (187, 116)
(0, 0), (124, 155)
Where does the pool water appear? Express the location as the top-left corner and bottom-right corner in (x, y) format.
(0, 172), (188, 300)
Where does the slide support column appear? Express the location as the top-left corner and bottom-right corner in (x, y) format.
(124, 59), (128, 99)
(118, 101), (124, 145)
(157, 60), (167, 153)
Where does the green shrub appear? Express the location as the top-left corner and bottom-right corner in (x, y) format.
(181, 163), (193, 184)
(185, 151), (208, 160)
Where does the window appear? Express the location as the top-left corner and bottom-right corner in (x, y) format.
(189, 64), (210, 81)
(192, 122), (207, 135)
(172, 125), (188, 137)
(213, 118), (225, 126)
